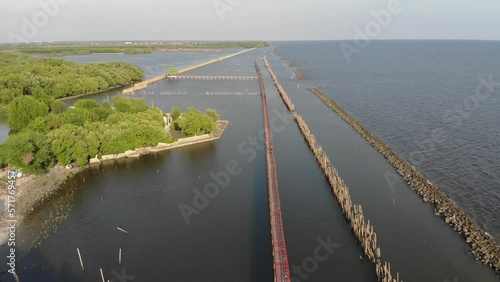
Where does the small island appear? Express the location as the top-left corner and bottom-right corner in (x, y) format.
(0, 51), (228, 235)
(0, 95), (226, 242)
(0, 96), (223, 173)
(0, 53), (144, 103)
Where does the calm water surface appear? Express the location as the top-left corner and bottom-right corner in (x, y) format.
(276, 41), (500, 242)
(1, 44), (499, 282)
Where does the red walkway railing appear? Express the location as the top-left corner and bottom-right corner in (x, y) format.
(255, 59), (291, 282)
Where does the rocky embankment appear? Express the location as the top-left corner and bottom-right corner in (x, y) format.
(272, 48), (305, 79)
(0, 165), (79, 244)
(308, 88), (500, 274)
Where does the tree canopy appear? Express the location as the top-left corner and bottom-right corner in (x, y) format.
(167, 66), (178, 74)
(112, 96), (149, 114)
(1, 95), (219, 173)
(0, 53), (144, 104)
(2, 130), (54, 173)
(174, 107), (218, 136)
(50, 100), (67, 114)
(206, 109), (220, 122)
(171, 106), (182, 119)
(8, 96), (49, 131)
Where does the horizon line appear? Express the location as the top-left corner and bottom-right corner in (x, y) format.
(1, 39), (500, 45)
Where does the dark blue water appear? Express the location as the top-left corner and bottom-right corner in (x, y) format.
(276, 40), (500, 241)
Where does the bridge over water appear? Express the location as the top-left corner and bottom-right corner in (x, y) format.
(255, 59), (292, 282)
(123, 48), (257, 94)
(167, 75), (258, 80)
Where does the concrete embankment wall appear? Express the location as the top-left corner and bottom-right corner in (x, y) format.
(123, 48), (257, 94)
(177, 134), (210, 144)
(308, 88), (500, 274)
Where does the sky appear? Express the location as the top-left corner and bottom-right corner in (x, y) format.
(1, 0), (500, 43)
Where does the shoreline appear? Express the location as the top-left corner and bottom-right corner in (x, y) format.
(0, 121), (228, 246)
(308, 87), (500, 274)
(58, 84), (133, 101)
(89, 120), (228, 163)
(0, 165), (80, 245)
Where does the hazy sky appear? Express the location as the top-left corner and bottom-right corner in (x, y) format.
(1, 0), (500, 43)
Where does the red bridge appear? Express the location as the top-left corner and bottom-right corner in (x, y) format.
(255, 59), (291, 282)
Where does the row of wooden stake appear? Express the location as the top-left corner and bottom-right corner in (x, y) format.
(262, 55), (402, 281)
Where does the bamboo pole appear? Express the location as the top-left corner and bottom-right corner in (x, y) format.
(12, 271), (20, 282)
(76, 248), (84, 271)
(117, 227), (129, 234)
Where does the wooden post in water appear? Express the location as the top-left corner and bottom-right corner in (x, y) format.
(12, 271), (20, 282)
(77, 248), (84, 270)
(117, 227), (129, 234)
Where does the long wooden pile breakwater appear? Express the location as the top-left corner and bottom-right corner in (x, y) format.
(308, 88), (500, 274)
(255, 59), (292, 282)
(272, 48), (305, 79)
(293, 113), (401, 282)
(273, 48), (285, 61)
(123, 48), (256, 94)
(262, 56), (295, 111)
(262, 55), (401, 281)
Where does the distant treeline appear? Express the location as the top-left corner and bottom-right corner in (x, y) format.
(0, 41), (270, 56)
(0, 53), (144, 104)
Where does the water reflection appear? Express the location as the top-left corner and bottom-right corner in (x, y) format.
(179, 142), (216, 163)
(0, 122), (9, 145)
